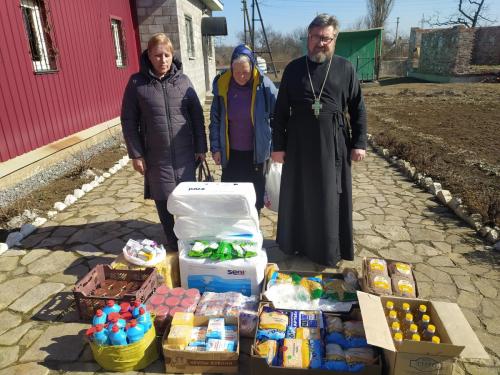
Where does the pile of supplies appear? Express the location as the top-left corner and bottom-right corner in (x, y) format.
(168, 182), (268, 296)
(263, 264), (361, 312)
(254, 305), (378, 371)
(363, 258), (417, 297)
(122, 238), (166, 267)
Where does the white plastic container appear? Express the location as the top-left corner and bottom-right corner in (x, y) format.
(174, 215), (260, 240)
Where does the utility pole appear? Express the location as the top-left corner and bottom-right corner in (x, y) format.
(242, 0), (251, 45)
(420, 14), (425, 28)
(394, 16), (400, 44)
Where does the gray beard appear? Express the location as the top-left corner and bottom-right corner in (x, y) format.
(308, 51), (333, 63)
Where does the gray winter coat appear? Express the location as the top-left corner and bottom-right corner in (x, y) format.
(121, 51), (207, 200)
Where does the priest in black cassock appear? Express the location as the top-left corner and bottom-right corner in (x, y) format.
(271, 14), (367, 266)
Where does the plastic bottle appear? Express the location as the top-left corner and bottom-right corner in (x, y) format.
(108, 312), (126, 331)
(131, 300), (146, 318)
(407, 324), (419, 340)
(108, 324), (127, 346)
(385, 300), (395, 315)
(119, 302), (133, 320)
(422, 324), (437, 341)
(390, 321), (401, 335)
(136, 307), (152, 331)
(387, 310), (399, 326)
(93, 324), (109, 345)
(127, 319), (145, 343)
(400, 302), (411, 321)
(102, 299), (120, 315)
(401, 313), (414, 335)
(393, 332), (403, 345)
(415, 304), (427, 323)
(431, 336), (441, 344)
(92, 309), (107, 326)
(418, 314), (430, 333)
(411, 333), (421, 342)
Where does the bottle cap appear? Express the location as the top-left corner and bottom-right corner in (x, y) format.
(419, 304), (427, 313)
(96, 309), (103, 317)
(428, 324), (436, 333)
(129, 319), (137, 327)
(133, 300), (141, 307)
(432, 336), (441, 344)
(111, 325), (119, 332)
(106, 299), (115, 307)
(410, 324), (418, 332)
(389, 310), (398, 319)
(422, 314), (430, 323)
(412, 334), (421, 341)
(394, 332), (403, 341)
(95, 324), (104, 332)
(386, 301), (394, 309)
(402, 302), (410, 310)
(391, 322), (400, 330)
(405, 313), (413, 321)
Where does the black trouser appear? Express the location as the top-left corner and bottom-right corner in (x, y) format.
(222, 149), (265, 211)
(154, 200), (178, 250)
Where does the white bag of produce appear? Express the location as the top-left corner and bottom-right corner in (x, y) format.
(167, 182), (258, 218)
(174, 215), (260, 240)
(122, 238), (166, 267)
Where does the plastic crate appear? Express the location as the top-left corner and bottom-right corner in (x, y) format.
(73, 264), (158, 320)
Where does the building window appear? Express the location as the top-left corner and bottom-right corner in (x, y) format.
(185, 15), (195, 58)
(111, 18), (126, 67)
(20, 0), (57, 72)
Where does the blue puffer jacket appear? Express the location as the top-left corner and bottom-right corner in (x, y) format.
(209, 67), (278, 167)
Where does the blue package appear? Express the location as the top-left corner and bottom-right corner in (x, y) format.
(309, 339), (323, 369)
(256, 328), (286, 341)
(348, 363), (366, 372)
(322, 360), (350, 371)
(285, 326), (296, 338)
(326, 332), (348, 347)
(286, 310), (323, 328)
(346, 337), (368, 348)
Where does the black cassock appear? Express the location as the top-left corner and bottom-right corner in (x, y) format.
(272, 55), (367, 266)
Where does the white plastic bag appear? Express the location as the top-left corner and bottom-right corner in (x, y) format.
(122, 239), (166, 267)
(174, 216), (260, 240)
(265, 162), (282, 213)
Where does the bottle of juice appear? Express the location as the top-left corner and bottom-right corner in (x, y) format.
(394, 332), (403, 345)
(415, 304), (427, 323)
(406, 324), (419, 340)
(390, 321), (401, 335)
(422, 324), (437, 341)
(418, 314), (430, 333)
(431, 336), (441, 344)
(411, 333), (421, 342)
(385, 300), (395, 315)
(387, 310), (399, 326)
(402, 313), (414, 335)
(400, 302), (411, 320)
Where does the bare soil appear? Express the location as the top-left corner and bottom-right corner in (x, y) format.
(0, 146), (126, 241)
(363, 80), (500, 227)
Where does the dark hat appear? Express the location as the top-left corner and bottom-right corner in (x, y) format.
(230, 44), (256, 70)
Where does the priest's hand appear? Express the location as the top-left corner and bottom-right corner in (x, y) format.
(132, 158), (146, 175)
(351, 149), (366, 162)
(212, 151), (221, 165)
(271, 151), (286, 163)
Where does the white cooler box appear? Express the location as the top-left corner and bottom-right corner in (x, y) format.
(174, 215), (260, 240)
(167, 182), (258, 218)
(178, 240), (267, 296)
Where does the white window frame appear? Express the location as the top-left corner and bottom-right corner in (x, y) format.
(21, 0), (52, 72)
(185, 15), (195, 59)
(111, 18), (126, 67)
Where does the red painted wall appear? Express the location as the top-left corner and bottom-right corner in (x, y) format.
(0, 0), (140, 162)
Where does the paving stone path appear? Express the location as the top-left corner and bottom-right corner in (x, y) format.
(0, 148), (498, 375)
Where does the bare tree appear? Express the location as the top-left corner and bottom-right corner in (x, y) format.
(367, 0), (395, 28)
(427, 0), (496, 28)
(347, 16), (370, 31)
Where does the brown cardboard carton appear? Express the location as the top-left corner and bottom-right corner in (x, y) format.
(357, 292), (490, 375)
(162, 315), (239, 373)
(362, 257), (419, 297)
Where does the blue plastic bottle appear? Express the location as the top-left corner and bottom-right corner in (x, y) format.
(108, 325), (127, 346)
(92, 324), (108, 345)
(102, 299), (120, 315)
(136, 307), (152, 331)
(92, 309), (107, 326)
(126, 319), (145, 343)
(108, 313), (126, 331)
(131, 300), (146, 318)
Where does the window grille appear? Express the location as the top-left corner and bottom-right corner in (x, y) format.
(185, 16), (195, 58)
(111, 18), (127, 67)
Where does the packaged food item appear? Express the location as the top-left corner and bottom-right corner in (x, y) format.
(287, 310), (322, 329)
(281, 339), (310, 369)
(223, 325), (238, 343)
(299, 274), (323, 299)
(185, 345), (206, 351)
(259, 311), (289, 331)
(367, 258), (388, 276)
(324, 315), (344, 333)
(267, 271), (294, 288)
(171, 312), (194, 327)
(189, 326), (207, 347)
(206, 338), (235, 352)
(388, 261), (413, 279)
(167, 325), (192, 348)
(343, 321), (365, 338)
(368, 274), (392, 295)
(391, 276), (416, 298)
(325, 343), (345, 361)
(309, 339), (323, 369)
(255, 339), (277, 365)
(345, 347), (377, 365)
(256, 328), (286, 341)
(342, 268), (360, 289)
(206, 318), (225, 340)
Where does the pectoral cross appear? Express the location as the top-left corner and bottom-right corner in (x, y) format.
(312, 99), (322, 118)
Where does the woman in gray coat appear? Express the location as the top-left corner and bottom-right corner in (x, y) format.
(121, 33), (207, 250)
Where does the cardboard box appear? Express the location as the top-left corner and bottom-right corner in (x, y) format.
(163, 315), (239, 373)
(357, 292), (490, 375)
(179, 241), (268, 296)
(362, 257), (419, 297)
(250, 303), (382, 375)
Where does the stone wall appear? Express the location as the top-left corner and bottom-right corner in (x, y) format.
(471, 26), (500, 65)
(379, 59), (407, 78)
(134, 0), (217, 100)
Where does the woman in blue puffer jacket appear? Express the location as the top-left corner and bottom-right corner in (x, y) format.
(209, 45), (278, 213)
